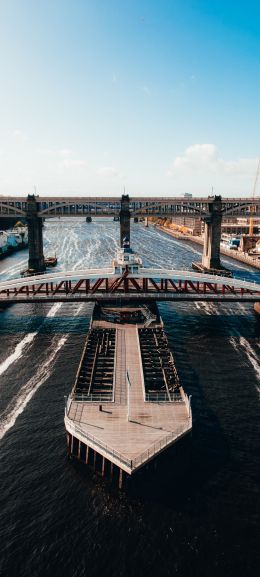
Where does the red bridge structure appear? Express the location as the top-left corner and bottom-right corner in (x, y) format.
(0, 268), (259, 304)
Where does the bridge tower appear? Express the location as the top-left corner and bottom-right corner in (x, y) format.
(202, 196), (223, 270)
(119, 194), (130, 247)
(26, 194), (45, 272)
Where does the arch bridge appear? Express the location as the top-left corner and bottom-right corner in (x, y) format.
(0, 194), (259, 273)
(0, 268), (259, 305)
(0, 195), (259, 219)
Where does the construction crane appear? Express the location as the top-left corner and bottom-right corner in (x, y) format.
(249, 158), (260, 236)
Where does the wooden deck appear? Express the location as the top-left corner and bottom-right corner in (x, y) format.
(66, 321), (191, 474)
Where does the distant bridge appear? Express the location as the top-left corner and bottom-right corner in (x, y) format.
(0, 195), (260, 218)
(0, 194), (259, 275)
(0, 268), (259, 304)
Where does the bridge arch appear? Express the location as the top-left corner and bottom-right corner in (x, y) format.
(131, 202), (205, 217)
(0, 203), (26, 218)
(222, 202), (252, 216)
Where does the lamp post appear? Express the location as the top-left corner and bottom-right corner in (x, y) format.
(126, 370), (131, 422)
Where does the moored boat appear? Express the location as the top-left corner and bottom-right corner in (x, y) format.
(44, 255), (58, 267)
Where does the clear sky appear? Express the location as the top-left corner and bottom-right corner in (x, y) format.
(0, 0), (260, 197)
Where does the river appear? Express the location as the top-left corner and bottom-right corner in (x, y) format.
(0, 219), (259, 577)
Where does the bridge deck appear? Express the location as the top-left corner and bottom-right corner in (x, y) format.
(1, 267), (259, 305)
(67, 321), (191, 474)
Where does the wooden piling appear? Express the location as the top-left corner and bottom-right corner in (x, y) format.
(110, 461), (114, 482)
(119, 468), (123, 489)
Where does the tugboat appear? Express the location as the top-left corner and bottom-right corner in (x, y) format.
(44, 255), (58, 267)
(20, 254), (57, 277)
(112, 236), (143, 272)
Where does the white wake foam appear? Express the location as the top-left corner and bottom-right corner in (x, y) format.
(46, 302), (62, 317)
(239, 337), (260, 382)
(0, 335), (67, 440)
(0, 302), (63, 379)
(230, 336), (260, 395)
(0, 332), (38, 377)
(0, 304), (84, 439)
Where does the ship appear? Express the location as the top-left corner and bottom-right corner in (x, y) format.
(64, 238), (192, 488)
(0, 225), (28, 259)
(44, 255), (58, 267)
(20, 254), (58, 276)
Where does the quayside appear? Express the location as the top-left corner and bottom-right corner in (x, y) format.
(64, 243), (192, 488)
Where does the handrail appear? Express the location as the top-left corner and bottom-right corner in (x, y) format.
(65, 415), (192, 471)
(67, 419), (132, 468)
(1, 268), (260, 292)
(132, 423), (191, 468)
(145, 392), (184, 402)
(72, 393), (113, 403)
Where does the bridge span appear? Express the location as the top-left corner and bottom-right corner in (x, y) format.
(1, 194), (260, 218)
(0, 193), (259, 274)
(0, 268), (259, 305)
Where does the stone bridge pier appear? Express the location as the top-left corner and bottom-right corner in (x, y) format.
(119, 194), (130, 247)
(26, 194), (45, 272)
(202, 196), (223, 270)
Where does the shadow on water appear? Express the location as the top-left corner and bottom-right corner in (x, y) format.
(69, 375), (231, 511)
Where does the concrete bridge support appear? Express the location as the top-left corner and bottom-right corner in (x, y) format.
(26, 195), (45, 272)
(119, 194), (130, 247)
(202, 196), (223, 270)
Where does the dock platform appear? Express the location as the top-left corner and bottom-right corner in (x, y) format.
(65, 303), (192, 482)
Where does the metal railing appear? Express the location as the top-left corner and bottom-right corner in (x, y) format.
(73, 393), (113, 403)
(145, 392), (184, 403)
(65, 417), (192, 471)
(132, 424), (191, 468)
(67, 419), (132, 468)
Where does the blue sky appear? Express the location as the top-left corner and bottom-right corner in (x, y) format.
(0, 0), (260, 196)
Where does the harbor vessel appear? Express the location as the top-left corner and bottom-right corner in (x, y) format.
(20, 254), (58, 277)
(65, 240), (192, 487)
(44, 255), (58, 267)
(0, 225), (28, 259)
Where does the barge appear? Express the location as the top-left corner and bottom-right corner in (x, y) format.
(65, 241), (192, 487)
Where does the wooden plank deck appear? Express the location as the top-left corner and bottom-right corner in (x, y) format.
(67, 323), (191, 472)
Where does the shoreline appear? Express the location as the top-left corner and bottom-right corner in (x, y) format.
(155, 225), (260, 271)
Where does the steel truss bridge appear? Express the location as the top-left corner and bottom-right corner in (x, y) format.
(0, 196), (260, 218)
(0, 268), (259, 304)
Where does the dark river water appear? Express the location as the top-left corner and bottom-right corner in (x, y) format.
(0, 219), (259, 577)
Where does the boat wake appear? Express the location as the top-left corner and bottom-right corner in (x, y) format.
(0, 332), (38, 378)
(230, 336), (260, 394)
(0, 303), (84, 440)
(0, 334), (67, 441)
(0, 303), (62, 380)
